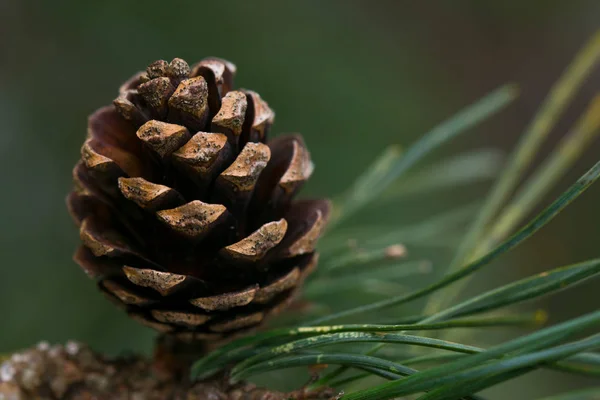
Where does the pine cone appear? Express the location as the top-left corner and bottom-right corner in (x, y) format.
(67, 57), (330, 343)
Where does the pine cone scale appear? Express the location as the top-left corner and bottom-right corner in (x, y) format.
(189, 285), (258, 311)
(211, 91), (248, 141)
(117, 177), (184, 211)
(220, 218), (288, 262)
(136, 120), (191, 159)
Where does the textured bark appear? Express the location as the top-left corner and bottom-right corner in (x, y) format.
(0, 341), (335, 400)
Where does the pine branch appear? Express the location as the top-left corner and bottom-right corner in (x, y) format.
(0, 341), (335, 399)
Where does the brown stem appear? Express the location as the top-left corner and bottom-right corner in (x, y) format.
(153, 334), (210, 381)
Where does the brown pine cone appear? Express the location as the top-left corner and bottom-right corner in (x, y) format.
(67, 57), (330, 343)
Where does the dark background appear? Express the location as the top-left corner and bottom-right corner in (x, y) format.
(2, 1), (600, 398)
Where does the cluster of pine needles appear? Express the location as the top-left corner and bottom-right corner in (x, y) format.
(189, 32), (600, 400)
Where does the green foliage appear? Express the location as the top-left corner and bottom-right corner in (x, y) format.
(190, 31), (600, 399)
(424, 30), (600, 316)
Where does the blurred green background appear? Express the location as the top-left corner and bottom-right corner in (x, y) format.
(2, 1), (600, 398)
